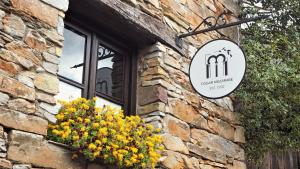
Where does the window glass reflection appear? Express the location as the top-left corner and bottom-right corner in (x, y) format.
(59, 28), (86, 83)
(95, 97), (122, 109)
(55, 81), (82, 102)
(96, 45), (124, 101)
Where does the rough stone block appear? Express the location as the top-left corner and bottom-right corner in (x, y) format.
(164, 115), (190, 141)
(0, 138), (6, 152)
(24, 29), (47, 52)
(0, 158), (12, 169)
(187, 143), (227, 164)
(161, 150), (185, 169)
(209, 97), (234, 111)
(169, 99), (209, 130)
(40, 0), (69, 12)
(164, 54), (180, 69)
(42, 61), (58, 74)
(0, 74), (35, 101)
(41, 28), (64, 46)
(0, 92), (9, 105)
(139, 85), (168, 105)
(162, 134), (189, 154)
(3, 14), (26, 38)
(234, 126), (245, 143)
(11, 0), (59, 27)
(17, 74), (34, 88)
(200, 99), (238, 124)
(141, 66), (168, 77)
(0, 125), (4, 138)
(42, 52), (59, 64)
(208, 118), (235, 141)
(5, 41), (41, 66)
(0, 108), (47, 135)
(36, 92), (56, 104)
(12, 164), (31, 169)
(7, 98), (36, 114)
(191, 129), (244, 161)
(8, 130), (85, 169)
(0, 58), (22, 77)
(34, 73), (59, 94)
(138, 102), (166, 115)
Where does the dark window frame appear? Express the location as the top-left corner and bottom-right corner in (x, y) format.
(58, 19), (137, 115)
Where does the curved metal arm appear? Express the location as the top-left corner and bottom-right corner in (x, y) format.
(175, 11), (269, 48)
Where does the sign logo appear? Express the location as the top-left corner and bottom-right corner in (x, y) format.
(189, 39), (246, 99)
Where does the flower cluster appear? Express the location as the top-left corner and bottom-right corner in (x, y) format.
(48, 98), (163, 168)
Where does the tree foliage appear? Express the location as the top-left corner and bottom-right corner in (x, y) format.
(236, 0), (300, 162)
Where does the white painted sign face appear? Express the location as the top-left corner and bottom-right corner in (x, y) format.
(189, 39), (246, 99)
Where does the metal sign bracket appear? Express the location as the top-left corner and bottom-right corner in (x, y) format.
(175, 11), (269, 48)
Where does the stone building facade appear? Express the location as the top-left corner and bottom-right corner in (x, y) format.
(0, 0), (246, 169)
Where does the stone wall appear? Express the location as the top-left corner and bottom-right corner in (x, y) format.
(0, 0), (77, 168)
(137, 42), (245, 169)
(0, 0), (246, 169)
(127, 0), (246, 168)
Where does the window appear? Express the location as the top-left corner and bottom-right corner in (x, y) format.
(55, 22), (136, 114)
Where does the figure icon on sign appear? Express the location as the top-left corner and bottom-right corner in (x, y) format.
(205, 48), (232, 79)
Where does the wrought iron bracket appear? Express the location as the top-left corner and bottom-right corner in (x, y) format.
(175, 11), (269, 48)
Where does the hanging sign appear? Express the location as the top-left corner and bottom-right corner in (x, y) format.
(189, 39), (246, 99)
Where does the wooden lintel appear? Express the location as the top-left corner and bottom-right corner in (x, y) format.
(69, 0), (186, 56)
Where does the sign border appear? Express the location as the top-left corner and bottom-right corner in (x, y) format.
(188, 39), (247, 99)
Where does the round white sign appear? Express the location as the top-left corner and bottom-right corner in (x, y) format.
(189, 39), (246, 99)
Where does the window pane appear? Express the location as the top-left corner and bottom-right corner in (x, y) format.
(59, 28), (86, 83)
(96, 45), (124, 101)
(95, 96), (122, 109)
(55, 81), (82, 102)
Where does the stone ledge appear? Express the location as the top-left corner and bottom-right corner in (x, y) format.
(0, 107), (47, 136)
(8, 130), (85, 169)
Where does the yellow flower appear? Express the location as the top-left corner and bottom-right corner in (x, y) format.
(66, 107), (76, 113)
(72, 135), (79, 141)
(99, 128), (108, 136)
(77, 117), (83, 122)
(47, 97), (164, 168)
(158, 146), (164, 150)
(82, 104), (89, 110)
(88, 143), (96, 150)
(80, 127), (86, 132)
(92, 123), (100, 129)
(69, 119), (75, 124)
(84, 118), (91, 123)
(106, 146), (111, 150)
(83, 132), (88, 139)
(97, 147), (102, 151)
(117, 153), (124, 161)
(102, 138), (108, 143)
(95, 140), (101, 145)
(56, 114), (64, 120)
(95, 107), (101, 113)
(100, 120), (106, 126)
(111, 144), (119, 149)
(138, 153), (144, 159)
(48, 124), (56, 129)
(52, 129), (59, 135)
(125, 160), (132, 167)
(93, 151), (100, 158)
(61, 132), (68, 139)
(95, 115), (101, 120)
(130, 147), (138, 153)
